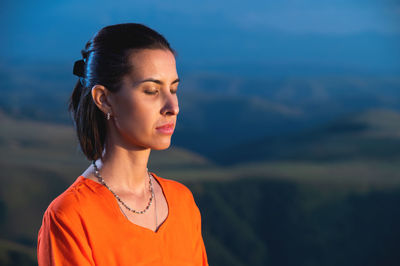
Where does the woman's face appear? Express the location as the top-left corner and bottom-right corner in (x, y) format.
(107, 49), (179, 150)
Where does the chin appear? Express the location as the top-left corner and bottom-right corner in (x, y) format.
(150, 140), (172, 150)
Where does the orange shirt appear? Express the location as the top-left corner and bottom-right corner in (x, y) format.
(37, 174), (208, 266)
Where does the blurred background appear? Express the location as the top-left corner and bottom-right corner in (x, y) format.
(1, 0), (400, 265)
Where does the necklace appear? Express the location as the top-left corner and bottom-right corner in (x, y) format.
(92, 161), (155, 215)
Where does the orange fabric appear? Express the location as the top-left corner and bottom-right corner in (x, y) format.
(37, 174), (208, 266)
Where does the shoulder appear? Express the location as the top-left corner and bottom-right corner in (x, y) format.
(45, 176), (100, 219)
(152, 173), (201, 216)
(38, 178), (98, 265)
(152, 174), (203, 228)
(153, 173), (195, 200)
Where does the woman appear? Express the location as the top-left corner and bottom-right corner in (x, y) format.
(37, 23), (208, 266)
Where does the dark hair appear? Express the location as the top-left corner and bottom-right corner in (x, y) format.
(69, 23), (175, 161)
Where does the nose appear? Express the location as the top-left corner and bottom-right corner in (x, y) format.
(161, 93), (179, 116)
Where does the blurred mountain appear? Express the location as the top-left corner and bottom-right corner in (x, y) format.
(217, 109), (400, 164)
(175, 75), (400, 156)
(0, 62), (73, 123)
(175, 91), (302, 155)
(191, 178), (400, 266)
(0, 239), (36, 266)
(183, 73), (400, 109)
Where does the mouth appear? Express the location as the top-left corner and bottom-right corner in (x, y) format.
(155, 122), (175, 135)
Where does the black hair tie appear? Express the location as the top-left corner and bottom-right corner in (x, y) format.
(73, 59), (85, 77)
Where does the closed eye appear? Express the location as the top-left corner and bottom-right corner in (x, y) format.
(144, 89), (159, 95)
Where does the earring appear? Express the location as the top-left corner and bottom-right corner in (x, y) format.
(106, 112), (111, 120)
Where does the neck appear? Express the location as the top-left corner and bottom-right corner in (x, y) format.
(94, 144), (152, 194)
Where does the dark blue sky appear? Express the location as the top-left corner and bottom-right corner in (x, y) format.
(1, 0), (400, 75)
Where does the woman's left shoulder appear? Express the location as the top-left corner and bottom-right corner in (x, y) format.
(152, 173), (196, 201)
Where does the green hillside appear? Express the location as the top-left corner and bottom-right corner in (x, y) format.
(0, 239), (36, 266)
(166, 91), (302, 155)
(217, 109), (400, 165)
(188, 178), (400, 266)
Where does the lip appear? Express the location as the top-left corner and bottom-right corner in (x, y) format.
(156, 123), (175, 135)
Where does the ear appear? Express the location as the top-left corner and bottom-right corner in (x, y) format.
(91, 85), (113, 115)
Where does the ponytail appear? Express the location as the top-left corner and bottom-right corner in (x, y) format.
(68, 79), (105, 161)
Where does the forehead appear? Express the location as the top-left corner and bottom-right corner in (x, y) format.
(126, 49), (177, 81)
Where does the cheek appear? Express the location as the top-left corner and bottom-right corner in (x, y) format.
(114, 98), (156, 132)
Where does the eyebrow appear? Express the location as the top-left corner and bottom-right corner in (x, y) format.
(140, 78), (180, 85)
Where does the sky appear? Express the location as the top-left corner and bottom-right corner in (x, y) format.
(1, 0), (400, 75)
